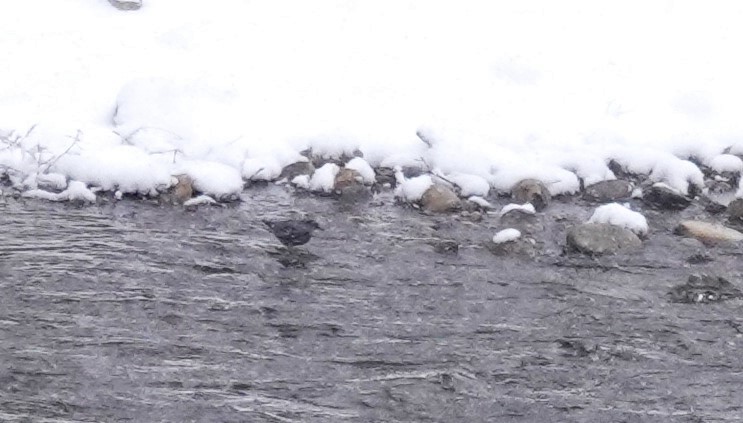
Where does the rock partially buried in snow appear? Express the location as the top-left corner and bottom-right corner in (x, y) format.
(344, 157), (376, 184)
(493, 228), (521, 244)
(588, 203), (648, 237)
(108, 0), (142, 11)
(334, 168), (364, 191)
(334, 167), (371, 204)
(583, 180), (633, 202)
(485, 232), (538, 258)
(178, 161), (243, 201)
(22, 180), (96, 203)
(309, 163), (341, 193)
(162, 174), (193, 205)
(674, 220), (743, 244)
(511, 179), (550, 211)
(420, 184), (461, 213)
(642, 183), (692, 210)
(279, 160), (315, 181)
(566, 223), (642, 255)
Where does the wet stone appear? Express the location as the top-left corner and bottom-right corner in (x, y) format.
(582, 180), (633, 202)
(421, 184), (461, 213)
(511, 179), (550, 211)
(642, 184), (692, 210)
(429, 239), (459, 255)
(728, 198), (743, 223)
(669, 274), (742, 304)
(675, 220), (743, 244)
(566, 223), (642, 255)
(485, 238), (539, 258)
(374, 167), (397, 188)
(279, 160), (315, 181)
(686, 253), (714, 264)
(334, 168), (364, 191)
(161, 174), (193, 205)
(108, 0), (142, 10)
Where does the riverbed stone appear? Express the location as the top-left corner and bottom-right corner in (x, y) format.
(583, 180), (633, 202)
(108, 0), (142, 10)
(674, 220), (743, 244)
(566, 223), (642, 255)
(161, 174), (193, 205)
(334, 168), (364, 191)
(669, 274), (742, 303)
(511, 179), (550, 211)
(421, 184), (461, 213)
(279, 160), (315, 181)
(642, 184), (692, 210)
(728, 198), (743, 223)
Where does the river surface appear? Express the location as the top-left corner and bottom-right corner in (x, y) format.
(1, 186), (742, 422)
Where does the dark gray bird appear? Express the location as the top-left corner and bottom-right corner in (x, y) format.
(263, 219), (322, 247)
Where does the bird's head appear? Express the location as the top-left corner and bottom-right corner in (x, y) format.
(305, 219), (323, 231)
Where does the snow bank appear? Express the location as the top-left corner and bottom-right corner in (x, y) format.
(588, 203), (649, 236)
(2, 1), (743, 202)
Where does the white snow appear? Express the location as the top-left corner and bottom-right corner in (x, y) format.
(445, 173), (490, 197)
(467, 196), (493, 209)
(588, 203), (649, 236)
(291, 174), (311, 190)
(493, 228), (522, 244)
(500, 203), (537, 215)
(345, 157), (376, 184)
(708, 154), (743, 173)
(183, 195), (218, 207)
(395, 175), (434, 202)
(23, 180), (96, 203)
(176, 160), (243, 200)
(2, 1), (743, 201)
(309, 163), (340, 193)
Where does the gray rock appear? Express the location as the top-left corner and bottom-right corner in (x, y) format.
(374, 167), (397, 188)
(429, 239), (459, 255)
(669, 274), (742, 303)
(421, 184), (461, 213)
(642, 184), (691, 210)
(336, 183), (372, 204)
(485, 238), (539, 258)
(675, 220), (743, 244)
(583, 180), (633, 202)
(511, 179), (550, 211)
(728, 198), (743, 223)
(108, 0), (142, 11)
(279, 161), (314, 181)
(499, 209), (543, 234)
(566, 223), (642, 255)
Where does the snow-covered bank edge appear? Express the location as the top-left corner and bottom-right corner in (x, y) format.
(2, 123), (743, 208)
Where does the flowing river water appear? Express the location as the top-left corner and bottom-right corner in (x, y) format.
(1, 185), (742, 422)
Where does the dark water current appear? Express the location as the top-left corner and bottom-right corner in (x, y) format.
(1, 186), (742, 422)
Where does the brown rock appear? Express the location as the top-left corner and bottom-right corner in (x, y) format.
(675, 220), (743, 244)
(583, 180), (633, 202)
(334, 168), (364, 191)
(511, 179), (550, 211)
(165, 174), (193, 204)
(421, 184), (461, 213)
